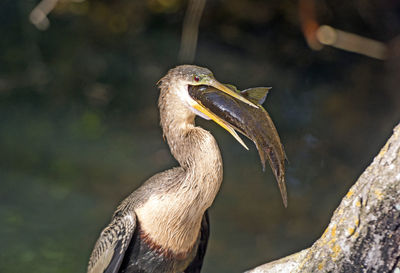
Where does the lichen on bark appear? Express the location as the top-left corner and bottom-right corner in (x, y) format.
(246, 123), (400, 273)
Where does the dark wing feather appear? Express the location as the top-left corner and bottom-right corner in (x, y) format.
(87, 213), (137, 273)
(184, 210), (210, 273)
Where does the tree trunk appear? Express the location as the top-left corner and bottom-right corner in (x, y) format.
(246, 123), (400, 273)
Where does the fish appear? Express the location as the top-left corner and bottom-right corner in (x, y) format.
(188, 84), (288, 207)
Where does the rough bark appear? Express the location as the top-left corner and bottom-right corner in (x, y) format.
(246, 123), (400, 273)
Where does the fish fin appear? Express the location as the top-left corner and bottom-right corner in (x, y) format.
(254, 138), (287, 208)
(263, 145), (288, 208)
(241, 87), (271, 105)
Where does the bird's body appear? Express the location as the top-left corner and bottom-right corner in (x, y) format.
(87, 65), (287, 273)
(88, 66), (225, 273)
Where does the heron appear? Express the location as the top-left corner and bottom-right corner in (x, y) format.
(87, 65), (287, 273)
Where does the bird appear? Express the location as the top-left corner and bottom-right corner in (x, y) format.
(87, 65), (287, 273)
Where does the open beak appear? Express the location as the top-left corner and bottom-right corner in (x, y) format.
(188, 85), (288, 207)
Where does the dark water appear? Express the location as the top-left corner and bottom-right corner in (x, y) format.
(1, 1), (399, 272)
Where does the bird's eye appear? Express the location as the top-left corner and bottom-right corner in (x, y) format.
(194, 76), (200, 82)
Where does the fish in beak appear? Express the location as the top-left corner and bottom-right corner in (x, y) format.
(205, 79), (259, 108)
(188, 84), (288, 207)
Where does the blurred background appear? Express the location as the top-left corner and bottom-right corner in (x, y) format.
(1, 0), (400, 272)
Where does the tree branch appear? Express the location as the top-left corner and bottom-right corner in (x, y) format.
(246, 123), (400, 273)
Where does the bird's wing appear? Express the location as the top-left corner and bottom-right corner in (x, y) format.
(87, 213), (137, 273)
(184, 210), (210, 273)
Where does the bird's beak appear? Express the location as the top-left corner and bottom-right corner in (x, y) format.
(207, 79), (258, 108)
(188, 85), (288, 207)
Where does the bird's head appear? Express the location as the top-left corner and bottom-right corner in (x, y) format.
(161, 65), (257, 106)
(159, 65), (257, 149)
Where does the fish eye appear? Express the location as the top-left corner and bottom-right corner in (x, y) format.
(194, 75), (200, 82)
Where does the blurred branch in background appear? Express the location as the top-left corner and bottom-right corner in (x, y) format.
(178, 0), (206, 63)
(299, 0), (322, 50)
(30, 0), (86, 30)
(316, 25), (387, 60)
(30, 0), (59, 30)
(299, 0), (387, 60)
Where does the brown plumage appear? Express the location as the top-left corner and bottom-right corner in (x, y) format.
(87, 65), (287, 273)
(88, 65), (225, 273)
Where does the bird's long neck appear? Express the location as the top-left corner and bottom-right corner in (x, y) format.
(135, 86), (223, 255)
(158, 89), (223, 206)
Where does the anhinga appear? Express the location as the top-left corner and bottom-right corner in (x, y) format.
(87, 65), (287, 273)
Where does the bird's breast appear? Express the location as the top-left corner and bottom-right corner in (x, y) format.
(135, 193), (204, 255)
